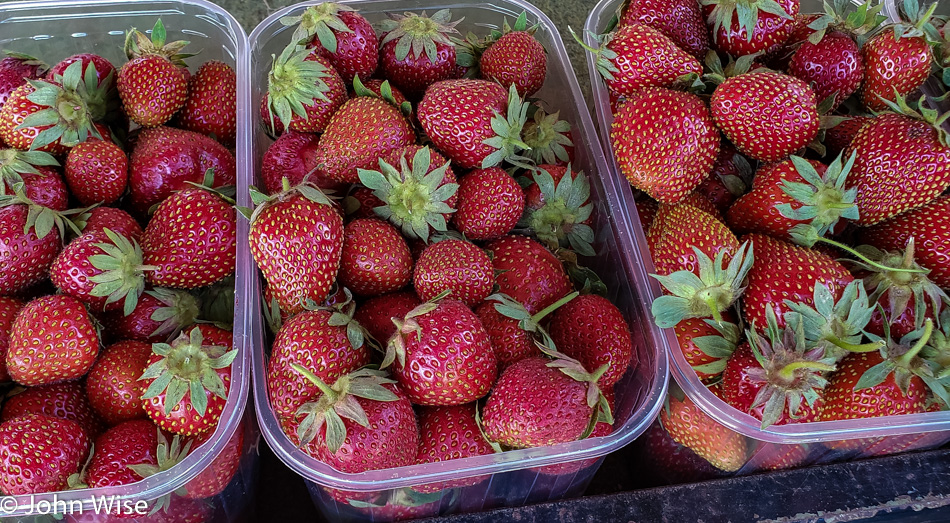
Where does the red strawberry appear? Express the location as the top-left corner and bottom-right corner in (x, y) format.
(821, 349), (928, 422)
(350, 78), (410, 111)
(485, 235), (573, 315)
(141, 185), (236, 289)
(0, 414), (90, 494)
(635, 419), (725, 484)
(824, 115), (872, 155)
(85, 340), (152, 425)
(711, 72), (819, 162)
(0, 197), (69, 295)
(860, 27), (931, 112)
(353, 291), (421, 344)
(0, 148), (68, 211)
(262, 47), (347, 135)
(2, 381), (104, 436)
(140, 325), (236, 436)
(659, 385), (747, 472)
(267, 307), (371, 419)
(339, 218), (412, 297)
(7, 295), (99, 386)
(260, 130), (331, 195)
(47, 53), (116, 90)
(521, 164), (595, 256)
(98, 288), (198, 344)
(521, 107), (574, 166)
(621, 0), (709, 59)
(480, 21), (547, 97)
(474, 299), (540, 369)
(248, 183), (344, 315)
(64, 140), (128, 206)
(650, 202), (741, 277)
(452, 167), (524, 241)
(378, 10), (462, 100)
(47, 53), (119, 126)
(414, 403), (495, 491)
(694, 144), (750, 215)
(674, 315), (740, 379)
(118, 20), (190, 127)
(181, 419), (244, 499)
(283, 3), (379, 84)
(636, 198), (659, 233)
(76, 206), (143, 242)
(789, 31), (864, 111)
(86, 419), (158, 487)
(549, 294), (634, 387)
(175, 60), (236, 145)
(384, 298), (497, 405)
(0, 296), (24, 382)
(128, 126), (236, 215)
(0, 52), (46, 108)
(704, 0), (799, 56)
(413, 239), (494, 307)
(610, 87), (720, 203)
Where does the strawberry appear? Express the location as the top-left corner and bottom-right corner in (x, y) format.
(521, 163), (595, 256)
(98, 287), (199, 344)
(47, 53), (116, 90)
(85, 340), (152, 425)
(484, 235), (573, 315)
(85, 419), (158, 487)
(452, 167), (524, 241)
(741, 233), (854, 330)
(181, 419), (244, 499)
(260, 130), (329, 195)
(128, 126), (236, 215)
(377, 9), (463, 100)
(0, 414), (90, 494)
(659, 385), (747, 472)
(859, 196), (950, 289)
(175, 60), (236, 145)
(64, 140), (128, 206)
(247, 183), (343, 315)
(412, 239), (494, 307)
(610, 87), (720, 204)
(635, 419), (725, 484)
(76, 206), (143, 242)
(694, 142), (751, 214)
(141, 185), (236, 289)
(0, 296), (23, 382)
(47, 53), (120, 128)
(824, 115), (872, 155)
(383, 298), (497, 405)
(7, 294), (99, 386)
(789, 31), (864, 111)
(711, 72), (819, 162)
(521, 107), (574, 166)
(479, 14), (547, 97)
(357, 145), (459, 242)
(635, 198), (659, 233)
(353, 291), (421, 344)
(140, 324), (237, 436)
(0, 52), (46, 108)
(414, 403), (495, 490)
(2, 381), (104, 437)
(418, 80), (532, 170)
(860, 3), (934, 112)
(0, 148), (68, 211)
(703, 0), (799, 56)
(843, 101), (950, 226)
(0, 192), (71, 295)
(549, 294), (634, 387)
(283, 3), (379, 84)
(621, 0), (710, 59)
(262, 46), (347, 135)
(339, 218), (412, 297)
(267, 306), (371, 419)
(674, 315), (740, 379)
(118, 20), (191, 127)
(350, 78), (410, 112)
(579, 23), (703, 98)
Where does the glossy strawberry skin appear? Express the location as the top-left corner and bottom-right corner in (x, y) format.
(860, 31), (930, 112)
(825, 115), (872, 155)
(659, 385), (748, 472)
(311, 10), (379, 84)
(549, 294), (634, 387)
(339, 218), (412, 297)
(0, 414), (90, 495)
(0, 83), (69, 155)
(64, 140), (128, 206)
(413, 240), (494, 308)
(0, 296), (24, 382)
(600, 24), (703, 97)
(635, 419), (725, 484)
(1, 381), (104, 437)
(788, 31), (864, 111)
(181, 419), (244, 499)
(118, 54), (187, 127)
(267, 52), (348, 134)
(353, 291), (421, 345)
(708, 0), (800, 56)
(413, 403), (496, 492)
(674, 312), (736, 380)
(417, 79), (508, 170)
(7, 295), (99, 386)
(485, 235), (573, 315)
(260, 130), (333, 195)
(380, 40), (456, 101)
(175, 60), (237, 146)
(820, 351), (927, 422)
(0, 55), (45, 108)
(651, 202), (740, 277)
(85, 340), (152, 425)
(694, 143), (746, 214)
(480, 31), (547, 97)
(621, 0), (709, 59)
(8, 165), (69, 211)
(452, 167), (525, 241)
(474, 300), (540, 368)
(47, 53), (116, 89)
(86, 419), (158, 488)
(267, 309), (371, 419)
(79, 207), (143, 242)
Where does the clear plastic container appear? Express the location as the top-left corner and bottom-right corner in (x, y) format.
(584, 0), (950, 476)
(246, 0), (669, 520)
(0, 1), (257, 521)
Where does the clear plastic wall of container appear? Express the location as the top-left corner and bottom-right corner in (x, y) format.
(246, 0), (669, 520)
(0, 1), (256, 521)
(584, 0), (950, 478)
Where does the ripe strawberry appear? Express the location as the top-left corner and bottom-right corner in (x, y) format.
(843, 107), (950, 226)
(549, 294), (634, 387)
(0, 52), (46, 108)
(267, 306), (371, 419)
(452, 167), (524, 241)
(7, 295), (99, 386)
(98, 287), (198, 344)
(284, 3), (379, 84)
(821, 346), (929, 423)
(47, 53), (120, 127)
(859, 196), (950, 289)
(85, 340), (152, 425)
(339, 218), (412, 297)
(649, 202), (742, 281)
(350, 78), (410, 112)
(128, 126), (236, 215)
(357, 145), (459, 242)
(521, 107), (574, 166)
(704, 0), (799, 56)
(76, 206), (143, 242)
(0, 148), (68, 211)
(0, 414), (90, 495)
(636, 198), (659, 233)
(474, 298), (542, 369)
(314, 94), (414, 185)
(85, 419), (158, 487)
(789, 31), (864, 111)
(610, 87), (720, 203)
(141, 185), (236, 289)
(824, 115), (872, 155)
(414, 403), (495, 492)
(521, 164), (595, 256)
(480, 18), (547, 97)
(742, 233), (854, 330)
(140, 325), (237, 436)
(0, 195), (70, 295)
(260, 130), (331, 195)
(660, 385), (747, 472)
(247, 183), (343, 315)
(861, 25), (931, 112)
(353, 291), (421, 344)
(262, 47), (347, 135)
(0, 297), (23, 382)
(384, 298), (497, 405)
(621, 0), (709, 59)
(181, 419), (244, 498)
(694, 142), (751, 214)
(580, 23), (703, 98)
(413, 240), (494, 307)
(118, 20), (191, 127)
(674, 315), (740, 379)
(484, 235), (573, 315)
(377, 9), (463, 100)
(635, 419), (725, 484)
(711, 72), (819, 162)
(418, 79), (532, 170)
(2, 381), (104, 437)
(175, 60), (236, 145)
(64, 140), (128, 206)
(47, 53), (116, 89)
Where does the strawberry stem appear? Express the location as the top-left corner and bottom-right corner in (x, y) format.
(704, 293), (723, 324)
(828, 336), (885, 353)
(898, 318), (934, 367)
(815, 236), (925, 274)
(530, 291), (579, 323)
(291, 363), (338, 402)
(776, 361), (836, 381)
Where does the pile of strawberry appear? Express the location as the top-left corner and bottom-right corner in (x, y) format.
(248, 2), (636, 508)
(587, 0), (950, 473)
(0, 19), (242, 519)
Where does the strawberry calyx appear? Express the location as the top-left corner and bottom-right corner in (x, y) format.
(349, 486), (450, 511)
(0, 148), (58, 190)
(16, 60), (103, 151)
(126, 428), (193, 480)
(878, 91), (950, 148)
(555, 248), (608, 296)
(352, 75), (412, 116)
(146, 288), (201, 340)
(784, 281), (882, 361)
(0, 182), (82, 238)
(291, 365), (399, 453)
(139, 327), (238, 418)
(774, 153), (859, 242)
(520, 164), (595, 257)
(650, 241), (754, 328)
(265, 44), (336, 134)
(455, 12), (539, 76)
(890, 0), (941, 41)
(803, 0), (886, 46)
(702, 51), (761, 85)
(488, 291), (579, 350)
(124, 19), (194, 66)
(690, 319), (741, 376)
(88, 227), (156, 316)
(522, 107), (574, 165)
(700, 0), (795, 44)
(790, 225), (928, 275)
(244, 180), (335, 224)
(302, 292), (376, 352)
(357, 146), (458, 243)
(570, 27), (622, 84)
(536, 343), (614, 435)
(280, 2), (357, 51)
(482, 83), (533, 170)
(377, 9), (463, 64)
(380, 291), (449, 369)
(861, 317), (949, 405)
(922, 309), (950, 381)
